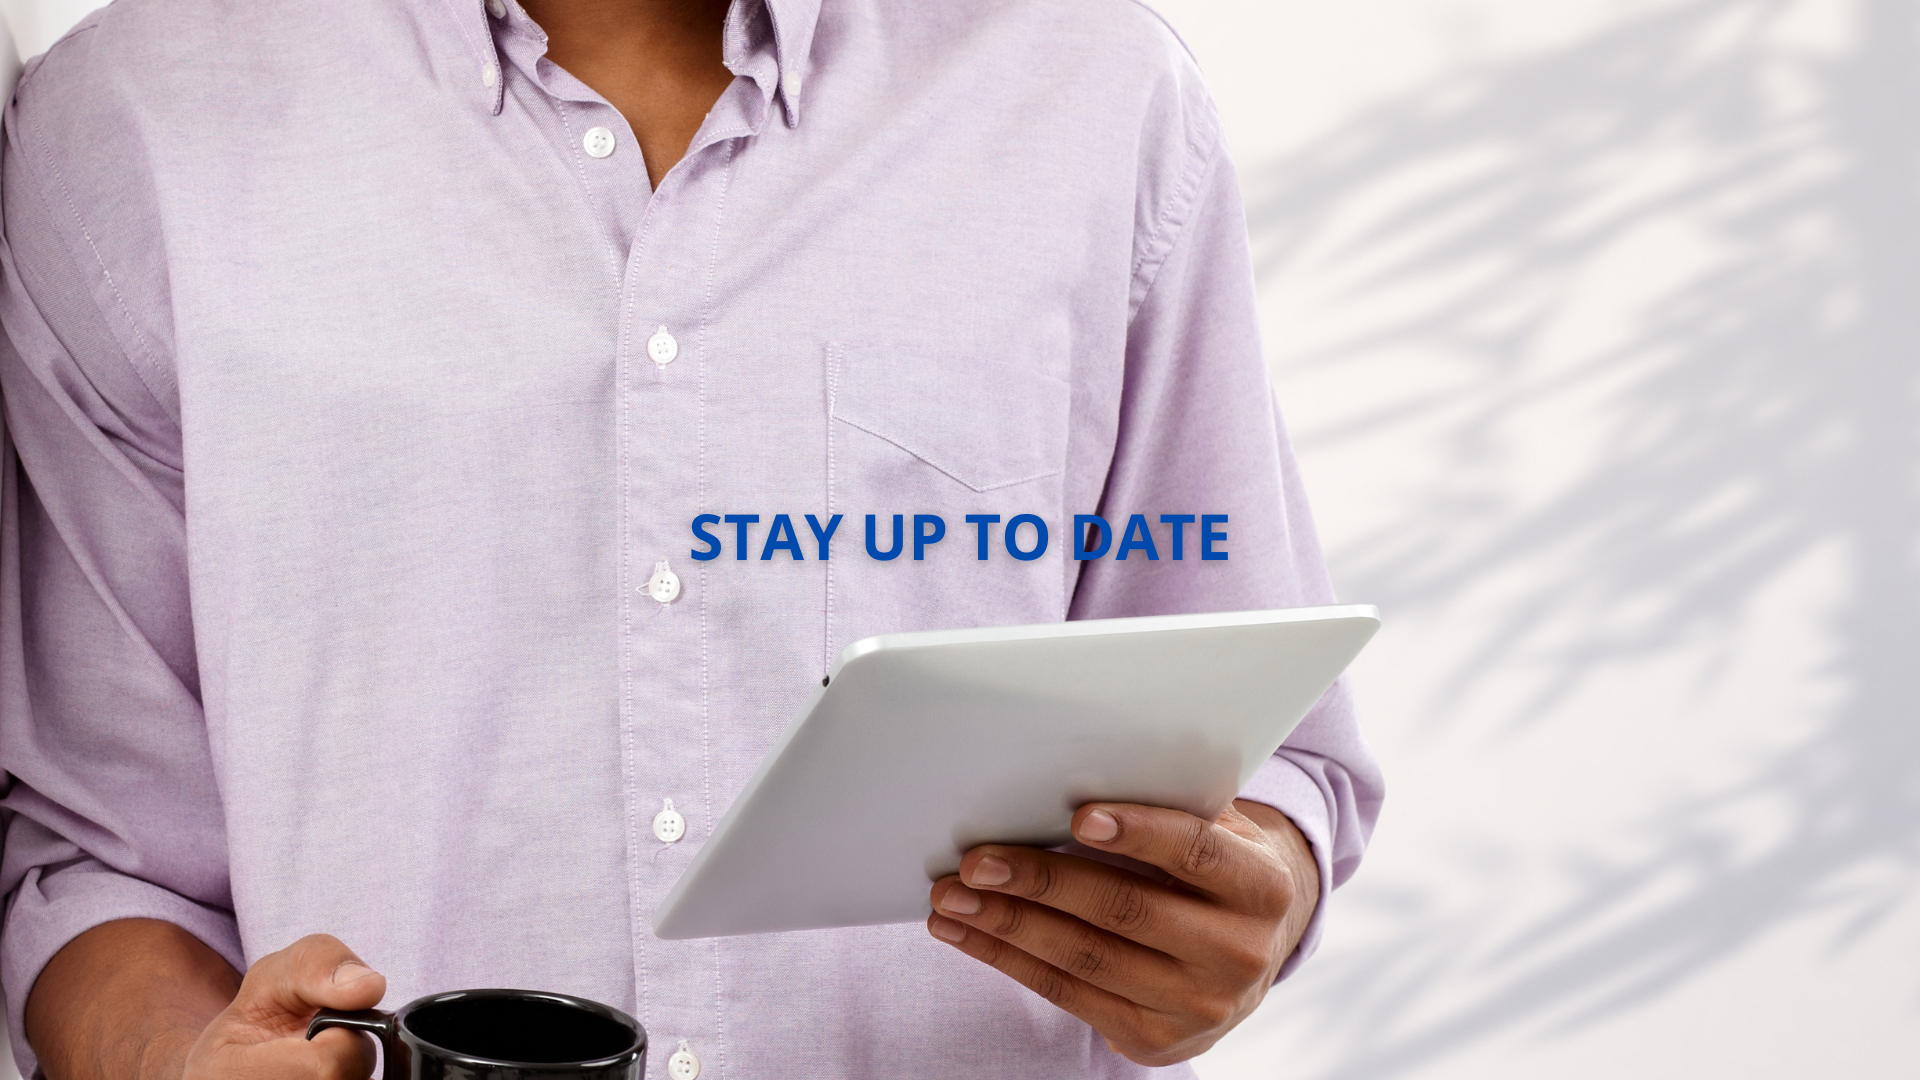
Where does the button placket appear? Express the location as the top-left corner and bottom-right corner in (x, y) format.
(614, 125), (739, 1076)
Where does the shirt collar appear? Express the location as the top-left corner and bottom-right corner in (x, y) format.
(759, 0), (822, 127)
(430, 0), (821, 127)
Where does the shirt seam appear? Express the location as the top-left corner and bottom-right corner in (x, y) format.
(824, 345), (839, 675)
(12, 56), (183, 429)
(611, 106), (645, 1036)
(1117, 0), (1220, 310)
(1127, 115), (1225, 328)
(697, 138), (739, 1077)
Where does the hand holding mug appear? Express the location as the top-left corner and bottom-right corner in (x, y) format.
(182, 934), (385, 1080)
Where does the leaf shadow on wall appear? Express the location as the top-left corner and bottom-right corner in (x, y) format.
(1239, 1), (1920, 1074)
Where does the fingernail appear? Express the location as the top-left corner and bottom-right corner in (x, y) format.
(332, 961), (375, 986)
(939, 885), (982, 915)
(930, 916), (968, 943)
(970, 856), (1012, 887)
(1079, 810), (1119, 843)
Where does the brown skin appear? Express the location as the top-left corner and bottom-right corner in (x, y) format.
(22, 6), (1317, 1075)
(26, 924), (383, 1080)
(929, 800), (1319, 1066)
(517, 0), (736, 190)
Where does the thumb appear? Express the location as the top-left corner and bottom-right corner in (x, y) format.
(1215, 800), (1267, 844)
(233, 935), (386, 1032)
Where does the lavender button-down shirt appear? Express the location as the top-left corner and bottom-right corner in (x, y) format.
(0, 0), (1383, 1076)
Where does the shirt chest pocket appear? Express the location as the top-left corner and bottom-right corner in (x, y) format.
(824, 343), (1074, 648)
(828, 343), (1072, 500)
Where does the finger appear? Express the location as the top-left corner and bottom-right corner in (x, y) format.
(232, 935), (386, 1034)
(310, 1028), (380, 1079)
(1214, 801), (1270, 845)
(1069, 803), (1288, 914)
(930, 877), (1190, 1008)
(950, 847), (1228, 960)
(926, 910), (1157, 1043)
(236, 1029), (379, 1080)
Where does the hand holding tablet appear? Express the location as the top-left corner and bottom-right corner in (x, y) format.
(653, 604), (1379, 940)
(928, 796), (1321, 1066)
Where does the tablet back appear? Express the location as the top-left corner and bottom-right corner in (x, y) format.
(652, 605), (1379, 939)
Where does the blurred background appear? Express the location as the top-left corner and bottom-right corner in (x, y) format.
(1157, 0), (1920, 1076)
(1, 0), (1914, 1077)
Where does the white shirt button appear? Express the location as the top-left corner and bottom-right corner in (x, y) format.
(583, 126), (616, 159)
(486, 0), (506, 17)
(645, 561), (681, 604)
(653, 799), (686, 844)
(647, 326), (679, 366)
(480, 62), (497, 88)
(668, 1042), (701, 1080)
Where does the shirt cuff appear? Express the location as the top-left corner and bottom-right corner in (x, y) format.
(3, 856), (243, 1078)
(1237, 752), (1336, 983)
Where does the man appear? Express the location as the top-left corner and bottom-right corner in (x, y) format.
(0, 0), (1383, 1077)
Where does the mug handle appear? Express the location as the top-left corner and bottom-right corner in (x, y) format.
(308, 1008), (404, 1080)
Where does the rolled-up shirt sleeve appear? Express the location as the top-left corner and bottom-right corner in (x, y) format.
(1067, 111), (1385, 981)
(0, 86), (241, 1076)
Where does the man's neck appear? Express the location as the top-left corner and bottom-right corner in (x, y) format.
(520, 0), (737, 189)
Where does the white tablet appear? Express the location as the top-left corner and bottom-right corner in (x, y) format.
(651, 604), (1380, 940)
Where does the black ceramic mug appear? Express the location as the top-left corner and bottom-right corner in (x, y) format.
(307, 989), (646, 1080)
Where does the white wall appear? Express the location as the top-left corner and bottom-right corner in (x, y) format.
(1158, 0), (1920, 1077)
(0, 0), (86, 61)
(2, 1), (1914, 1078)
